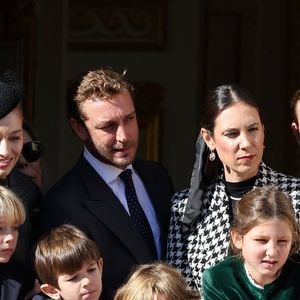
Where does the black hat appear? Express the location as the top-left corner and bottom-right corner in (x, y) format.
(0, 70), (22, 119)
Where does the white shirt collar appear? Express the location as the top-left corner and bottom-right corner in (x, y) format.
(83, 147), (134, 184)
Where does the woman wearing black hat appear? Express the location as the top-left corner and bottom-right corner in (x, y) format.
(0, 81), (23, 180)
(0, 71), (42, 299)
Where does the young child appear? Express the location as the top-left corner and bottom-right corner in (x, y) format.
(34, 224), (103, 300)
(202, 185), (300, 299)
(0, 185), (26, 298)
(114, 262), (200, 300)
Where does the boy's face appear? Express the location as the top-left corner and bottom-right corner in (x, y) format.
(0, 216), (19, 263)
(41, 259), (103, 300)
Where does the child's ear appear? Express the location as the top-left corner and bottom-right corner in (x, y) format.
(40, 284), (61, 300)
(231, 230), (243, 249)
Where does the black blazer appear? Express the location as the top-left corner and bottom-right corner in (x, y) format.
(38, 156), (174, 300)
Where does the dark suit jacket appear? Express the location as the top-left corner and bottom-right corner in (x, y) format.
(37, 156), (174, 300)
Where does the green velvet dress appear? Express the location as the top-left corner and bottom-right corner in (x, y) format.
(202, 256), (300, 299)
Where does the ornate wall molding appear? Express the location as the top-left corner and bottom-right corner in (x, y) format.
(68, 0), (166, 50)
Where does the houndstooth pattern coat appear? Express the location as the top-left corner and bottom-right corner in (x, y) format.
(167, 162), (300, 293)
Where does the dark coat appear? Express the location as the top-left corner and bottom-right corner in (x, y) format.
(0, 279), (21, 300)
(1, 169), (42, 299)
(38, 156), (174, 300)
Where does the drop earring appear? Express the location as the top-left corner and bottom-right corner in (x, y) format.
(209, 149), (216, 161)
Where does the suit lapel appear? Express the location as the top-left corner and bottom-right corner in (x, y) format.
(76, 158), (152, 262)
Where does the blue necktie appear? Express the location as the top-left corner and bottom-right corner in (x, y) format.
(119, 169), (157, 260)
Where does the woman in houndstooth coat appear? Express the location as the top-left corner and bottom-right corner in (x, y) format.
(167, 84), (300, 295)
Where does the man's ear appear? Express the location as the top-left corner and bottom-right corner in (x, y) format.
(200, 128), (215, 150)
(231, 230), (243, 249)
(69, 117), (88, 141)
(40, 284), (61, 300)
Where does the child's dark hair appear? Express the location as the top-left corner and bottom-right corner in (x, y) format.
(34, 224), (101, 288)
(230, 185), (299, 256)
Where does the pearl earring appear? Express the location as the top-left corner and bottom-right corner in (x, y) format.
(209, 149), (216, 161)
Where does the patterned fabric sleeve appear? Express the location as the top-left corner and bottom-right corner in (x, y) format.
(167, 162), (300, 295)
(167, 189), (197, 289)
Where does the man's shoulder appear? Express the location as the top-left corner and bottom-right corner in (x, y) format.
(133, 158), (170, 176)
(134, 158), (160, 167)
(38, 158), (93, 232)
(134, 159), (174, 191)
(43, 157), (90, 200)
(47, 156), (95, 189)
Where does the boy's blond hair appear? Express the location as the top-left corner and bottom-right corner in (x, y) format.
(114, 263), (200, 300)
(0, 186), (25, 225)
(34, 224), (101, 289)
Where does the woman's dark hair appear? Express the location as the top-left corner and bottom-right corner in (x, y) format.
(201, 84), (263, 134)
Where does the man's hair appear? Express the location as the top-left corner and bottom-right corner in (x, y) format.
(34, 224), (101, 288)
(0, 186), (25, 225)
(67, 67), (134, 122)
(291, 89), (300, 124)
(114, 263), (200, 300)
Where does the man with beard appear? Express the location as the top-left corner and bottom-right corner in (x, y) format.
(38, 68), (174, 300)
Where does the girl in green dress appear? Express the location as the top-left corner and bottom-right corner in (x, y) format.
(203, 185), (300, 300)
